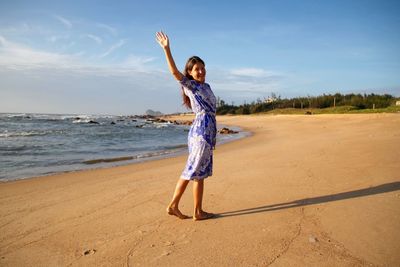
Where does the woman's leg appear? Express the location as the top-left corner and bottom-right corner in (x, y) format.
(193, 179), (204, 215)
(193, 179), (214, 220)
(167, 178), (190, 219)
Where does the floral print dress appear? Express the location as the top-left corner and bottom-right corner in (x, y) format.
(179, 76), (217, 180)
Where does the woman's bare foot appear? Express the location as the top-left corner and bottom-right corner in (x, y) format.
(166, 206), (190, 219)
(193, 210), (215, 221)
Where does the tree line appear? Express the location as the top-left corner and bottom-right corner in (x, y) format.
(216, 93), (397, 115)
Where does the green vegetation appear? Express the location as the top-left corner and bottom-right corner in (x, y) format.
(216, 93), (400, 115)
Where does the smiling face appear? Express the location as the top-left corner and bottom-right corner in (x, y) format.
(188, 62), (206, 83)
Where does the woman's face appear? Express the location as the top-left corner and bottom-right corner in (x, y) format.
(189, 62), (206, 83)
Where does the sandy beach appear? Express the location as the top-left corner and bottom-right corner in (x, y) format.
(0, 113), (399, 266)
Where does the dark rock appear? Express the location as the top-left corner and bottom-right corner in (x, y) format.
(145, 117), (193, 126)
(111, 121), (116, 125)
(218, 127), (239, 134)
(172, 120), (192, 126)
(88, 120), (99, 124)
(151, 118), (169, 123)
(135, 114), (155, 120)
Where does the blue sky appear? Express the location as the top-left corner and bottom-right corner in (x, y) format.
(0, 0), (399, 115)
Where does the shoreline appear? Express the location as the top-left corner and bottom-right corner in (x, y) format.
(1, 113), (399, 266)
(1, 116), (249, 183)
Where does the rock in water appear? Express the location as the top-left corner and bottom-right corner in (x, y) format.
(218, 127), (239, 134)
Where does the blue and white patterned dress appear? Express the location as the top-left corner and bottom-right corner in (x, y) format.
(179, 76), (217, 180)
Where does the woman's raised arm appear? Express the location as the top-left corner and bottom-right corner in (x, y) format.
(156, 31), (184, 81)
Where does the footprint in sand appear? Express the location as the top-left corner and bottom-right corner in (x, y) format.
(164, 241), (174, 247)
(161, 251), (171, 256)
(83, 249), (97, 256)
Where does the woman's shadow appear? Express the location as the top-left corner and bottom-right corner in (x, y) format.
(216, 181), (400, 218)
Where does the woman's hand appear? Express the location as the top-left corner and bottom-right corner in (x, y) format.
(156, 31), (169, 49)
(156, 31), (183, 81)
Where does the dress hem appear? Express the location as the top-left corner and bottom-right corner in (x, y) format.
(180, 174), (212, 181)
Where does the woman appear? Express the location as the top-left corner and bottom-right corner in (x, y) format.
(156, 31), (216, 221)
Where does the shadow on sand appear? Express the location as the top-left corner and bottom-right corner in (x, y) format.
(216, 181), (400, 218)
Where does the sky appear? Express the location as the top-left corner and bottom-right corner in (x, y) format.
(0, 0), (399, 115)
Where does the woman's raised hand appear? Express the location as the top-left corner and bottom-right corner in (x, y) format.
(156, 31), (169, 49)
(156, 31), (183, 81)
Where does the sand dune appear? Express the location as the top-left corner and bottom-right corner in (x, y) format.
(0, 114), (399, 266)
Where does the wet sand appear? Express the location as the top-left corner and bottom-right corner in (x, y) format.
(0, 113), (399, 266)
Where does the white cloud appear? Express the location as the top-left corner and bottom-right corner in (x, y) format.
(0, 36), (155, 75)
(47, 34), (70, 43)
(99, 39), (126, 58)
(53, 15), (72, 29)
(0, 23), (50, 35)
(0, 36), (179, 114)
(205, 67), (287, 103)
(213, 67), (284, 89)
(96, 23), (117, 36)
(0, 35), (78, 69)
(0, 36), (6, 46)
(0, 65), (180, 115)
(230, 68), (279, 78)
(123, 54), (156, 67)
(86, 34), (102, 44)
(0, 36), (286, 102)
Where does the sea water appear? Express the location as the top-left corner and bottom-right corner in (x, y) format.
(0, 113), (245, 181)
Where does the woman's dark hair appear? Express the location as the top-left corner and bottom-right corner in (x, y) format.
(181, 56), (205, 109)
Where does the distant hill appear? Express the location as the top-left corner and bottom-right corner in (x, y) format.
(145, 109), (163, 116)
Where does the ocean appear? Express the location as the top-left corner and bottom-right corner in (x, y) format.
(0, 113), (243, 181)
